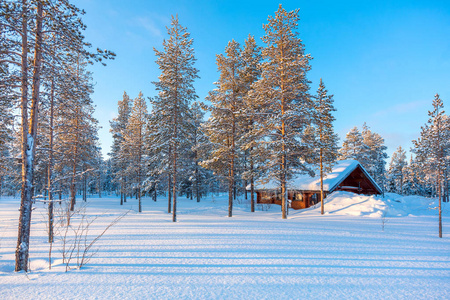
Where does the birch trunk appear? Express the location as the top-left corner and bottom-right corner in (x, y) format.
(48, 79), (54, 243)
(320, 148), (324, 215)
(16, 0), (43, 272)
(15, 0), (30, 272)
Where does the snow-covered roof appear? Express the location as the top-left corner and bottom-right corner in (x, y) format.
(252, 160), (382, 193)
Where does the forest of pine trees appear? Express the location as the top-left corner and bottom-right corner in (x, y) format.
(1, 2), (449, 272)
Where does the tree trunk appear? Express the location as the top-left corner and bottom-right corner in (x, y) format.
(280, 66), (288, 219)
(228, 169), (233, 218)
(250, 147), (255, 212)
(172, 151), (177, 222)
(48, 79), (55, 243)
(196, 167), (200, 203)
(281, 123), (287, 219)
(16, 0), (44, 271)
(172, 107), (178, 222)
(123, 177), (127, 202)
(98, 169), (102, 198)
(244, 150), (248, 201)
(168, 173), (172, 213)
(70, 82), (80, 211)
(70, 144), (77, 211)
(320, 148), (324, 215)
(138, 130), (142, 213)
(83, 167), (87, 202)
(15, 0), (31, 272)
(439, 170), (442, 238)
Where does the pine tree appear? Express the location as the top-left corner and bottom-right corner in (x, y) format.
(240, 35), (262, 212)
(189, 102), (209, 203)
(110, 92), (132, 205)
(249, 5), (313, 219)
(313, 79), (339, 215)
(339, 127), (367, 162)
(412, 94), (449, 238)
(361, 123), (388, 187)
(151, 15), (199, 222)
(388, 146), (407, 194)
(202, 39), (245, 217)
(123, 92), (148, 212)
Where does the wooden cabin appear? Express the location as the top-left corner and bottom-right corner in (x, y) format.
(253, 160), (382, 210)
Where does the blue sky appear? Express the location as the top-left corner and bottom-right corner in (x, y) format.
(75, 0), (450, 161)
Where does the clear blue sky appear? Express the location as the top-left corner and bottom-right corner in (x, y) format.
(75, 0), (450, 161)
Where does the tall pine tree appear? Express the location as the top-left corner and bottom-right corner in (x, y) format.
(110, 92), (132, 205)
(124, 92), (148, 212)
(313, 79), (339, 215)
(151, 15), (198, 222)
(202, 39), (246, 217)
(412, 94), (449, 238)
(387, 146), (407, 194)
(250, 5), (313, 219)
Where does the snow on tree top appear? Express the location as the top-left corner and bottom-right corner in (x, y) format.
(252, 160), (382, 193)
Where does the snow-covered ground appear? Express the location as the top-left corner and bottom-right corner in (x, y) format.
(1, 192), (449, 299)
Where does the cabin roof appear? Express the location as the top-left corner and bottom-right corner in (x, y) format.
(252, 160), (382, 194)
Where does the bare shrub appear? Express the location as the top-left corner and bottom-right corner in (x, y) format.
(54, 202), (128, 271)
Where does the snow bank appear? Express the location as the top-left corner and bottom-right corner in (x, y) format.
(314, 191), (439, 218)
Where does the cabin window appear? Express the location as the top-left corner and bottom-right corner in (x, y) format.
(311, 193), (319, 205)
(294, 192), (303, 201)
(261, 192), (272, 201)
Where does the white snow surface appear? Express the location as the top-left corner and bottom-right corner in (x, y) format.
(1, 192), (449, 299)
(252, 160), (381, 192)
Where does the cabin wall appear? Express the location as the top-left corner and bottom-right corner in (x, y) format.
(256, 190), (324, 210)
(335, 166), (381, 195)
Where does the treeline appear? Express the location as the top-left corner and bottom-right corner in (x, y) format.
(107, 6), (340, 221)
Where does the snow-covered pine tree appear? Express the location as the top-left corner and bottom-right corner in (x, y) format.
(202, 39), (246, 217)
(123, 92), (148, 213)
(240, 35), (262, 212)
(339, 127), (367, 162)
(250, 5), (313, 219)
(401, 155), (415, 196)
(189, 102), (209, 202)
(147, 101), (173, 212)
(412, 94), (449, 238)
(110, 92), (132, 205)
(151, 15), (199, 222)
(313, 79), (339, 215)
(361, 123), (388, 187)
(444, 114), (450, 203)
(387, 146), (407, 194)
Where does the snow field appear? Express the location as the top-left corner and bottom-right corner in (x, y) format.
(0, 192), (449, 299)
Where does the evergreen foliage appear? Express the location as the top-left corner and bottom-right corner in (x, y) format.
(110, 92), (132, 205)
(412, 94), (449, 237)
(202, 39), (247, 218)
(123, 92), (148, 212)
(387, 146), (407, 194)
(339, 124), (387, 188)
(312, 79), (339, 214)
(150, 15), (199, 222)
(249, 5), (313, 219)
